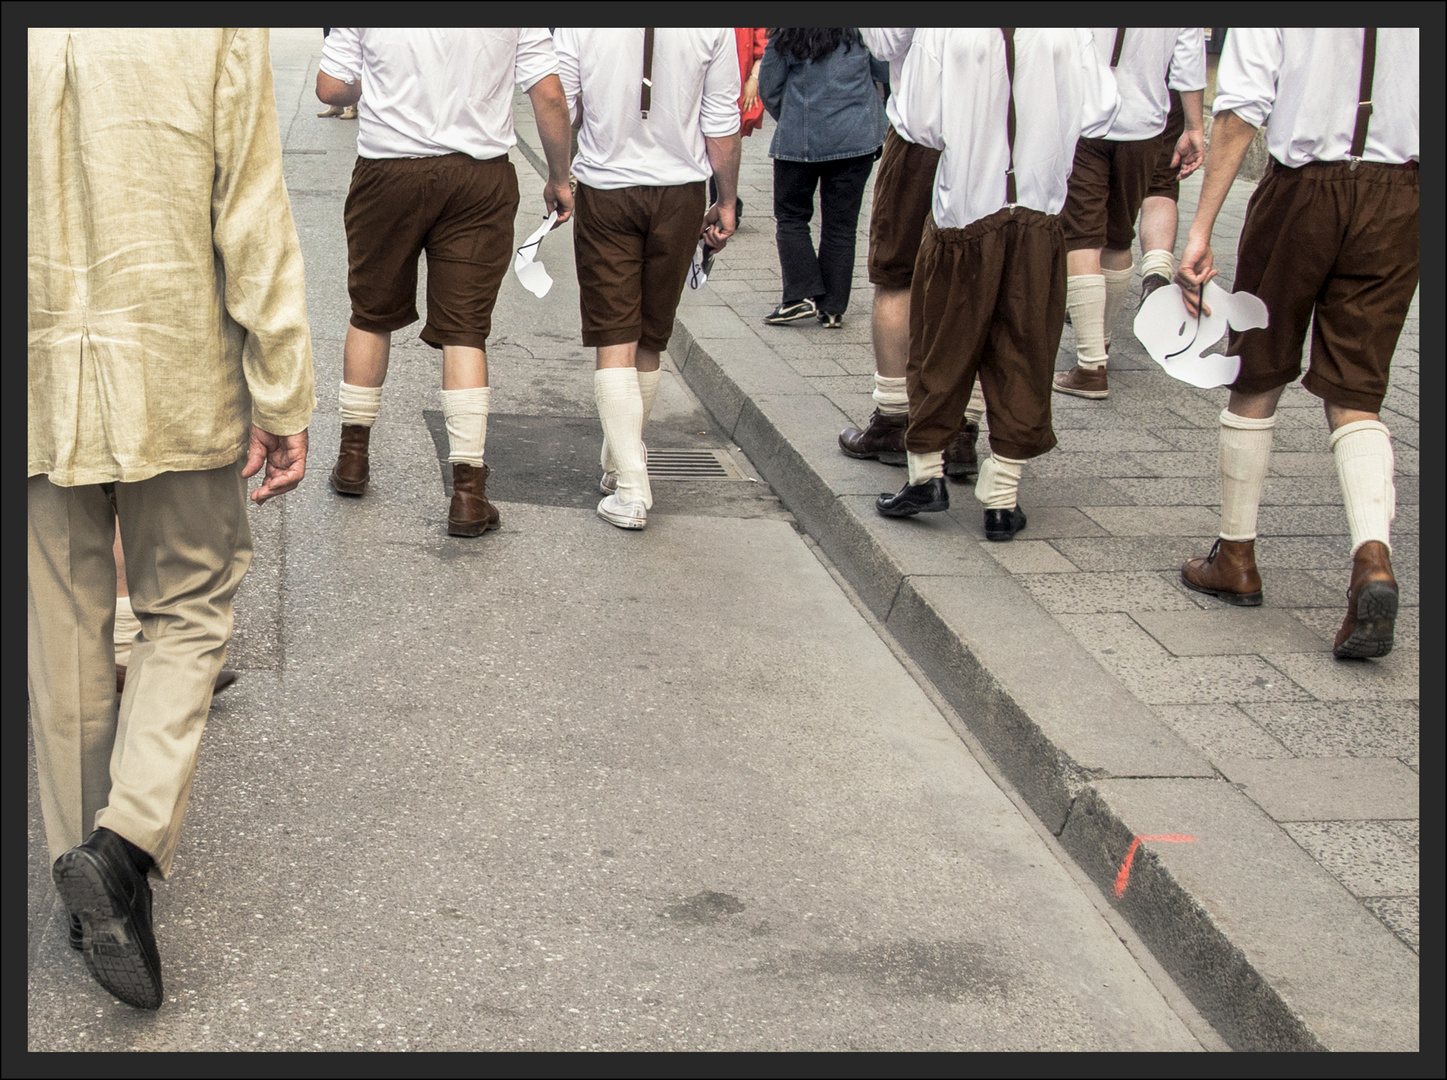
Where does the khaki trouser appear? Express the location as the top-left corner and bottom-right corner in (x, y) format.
(27, 463), (252, 878)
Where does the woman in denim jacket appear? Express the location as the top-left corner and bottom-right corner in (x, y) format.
(760, 28), (889, 328)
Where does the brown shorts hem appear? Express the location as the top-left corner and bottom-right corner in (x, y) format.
(987, 434), (1057, 461)
(1146, 90), (1186, 201)
(1301, 372), (1386, 414)
(582, 326), (647, 349)
(349, 311), (418, 335)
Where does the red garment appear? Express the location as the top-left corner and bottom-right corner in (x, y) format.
(735, 27), (768, 136)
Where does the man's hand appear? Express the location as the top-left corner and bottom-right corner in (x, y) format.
(544, 178), (574, 227)
(1175, 231), (1217, 317)
(1174, 128), (1205, 181)
(702, 201), (737, 252)
(243, 425), (309, 504)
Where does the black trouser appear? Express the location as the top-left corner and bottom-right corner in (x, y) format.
(772, 153), (875, 315)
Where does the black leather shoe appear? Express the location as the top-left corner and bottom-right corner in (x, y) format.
(1139, 273), (1172, 307)
(52, 828), (163, 1009)
(984, 505), (1027, 541)
(876, 477), (949, 517)
(69, 913), (83, 950)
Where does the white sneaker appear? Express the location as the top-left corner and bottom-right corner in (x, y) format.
(597, 494), (647, 529)
(599, 443), (645, 496)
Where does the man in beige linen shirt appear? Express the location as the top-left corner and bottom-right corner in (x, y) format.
(28, 28), (315, 1010)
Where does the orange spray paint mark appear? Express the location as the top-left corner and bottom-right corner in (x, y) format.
(1113, 834), (1196, 898)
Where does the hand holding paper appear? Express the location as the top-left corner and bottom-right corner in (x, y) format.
(1133, 280), (1269, 389)
(513, 211), (560, 298)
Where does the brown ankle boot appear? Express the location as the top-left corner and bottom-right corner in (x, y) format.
(448, 462), (500, 537)
(839, 409), (907, 464)
(1181, 538), (1263, 606)
(944, 420), (980, 481)
(1333, 541), (1397, 659)
(330, 423), (371, 495)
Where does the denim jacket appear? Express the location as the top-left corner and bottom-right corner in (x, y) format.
(760, 37), (889, 162)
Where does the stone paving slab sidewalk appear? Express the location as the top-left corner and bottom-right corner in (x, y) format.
(519, 103), (1420, 1052)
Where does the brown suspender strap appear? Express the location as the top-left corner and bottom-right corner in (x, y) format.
(1111, 28), (1127, 67)
(641, 27), (655, 118)
(1350, 28), (1376, 167)
(1002, 28), (1017, 205)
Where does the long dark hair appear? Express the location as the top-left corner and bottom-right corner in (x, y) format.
(767, 28), (861, 63)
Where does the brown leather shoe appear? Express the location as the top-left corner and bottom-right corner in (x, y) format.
(448, 462), (501, 537)
(1053, 364), (1109, 399)
(116, 665), (238, 695)
(839, 409), (907, 465)
(330, 423), (371, 495)
(1333, 541), (1397, 659)
(1181, 538), (1263, 606)
(944, 420), (980, 481)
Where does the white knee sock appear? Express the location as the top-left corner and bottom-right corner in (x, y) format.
(339, 381), (383, 427)
(595, 369), (651, 508)
(1102, 263), (1135, 351)
(975, 452), (1025, 510)
(873, 373), (909, 417)
(907, 450), (944, 485)
(602, 368), (663, 472)
(441, 387), (490, 467)
(1140, 248), (1175, 282)
(1330, 420), (1395, 556)
(114, 595), (141, 667)
(964, 377), (985, 426)
(1218, 409), (1276, 541)
(1067, 275), (1108, 370)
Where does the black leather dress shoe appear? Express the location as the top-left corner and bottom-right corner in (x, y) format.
(876, 477), (949, 517)
(984, 505), (1027, 541)
(52, 828), (163, 1009)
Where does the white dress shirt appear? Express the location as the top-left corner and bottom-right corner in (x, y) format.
(1213, 28), (1419, 167)
(1082, 28), (1205, 140)
(860, 28), (917, 140)
(554, 28), (740, 190)
(900, 28), (1120, 230)
(320, 29), (557, 160)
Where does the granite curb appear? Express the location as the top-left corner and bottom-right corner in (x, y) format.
(665, 312), (1416, 1053)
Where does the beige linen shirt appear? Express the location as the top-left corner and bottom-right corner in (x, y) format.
(28, 28), (315, 486)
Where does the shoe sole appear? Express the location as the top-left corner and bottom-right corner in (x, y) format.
(1179, 572), (1263, 607)
(1052, 382), (1109, 400)
(53, 850), (163, 1010)
(598, 508), (646, 529)
(447, 518), (500, 538)
(876, 500), (947, 518)
(1333, 580), (1397, 659)
(329, 471), (367, 496)
(839, 446), (907, 465)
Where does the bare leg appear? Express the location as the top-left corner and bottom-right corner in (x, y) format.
(342, 325), (392, 388)
(871, 285), (910, 380)
(1139, 195), (1180, 258)
(441, 345), (488, 390)
(1100, 247), (1133, 272)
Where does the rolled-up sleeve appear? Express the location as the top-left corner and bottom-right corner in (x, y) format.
(1168, 27), (1207, 92)
(318, 27), (363, 84)
(1211, 28), (1280, 129)
(514, 28), (558, 92)
(861, 28), (914, 65)
(211, 29), (315, 436)
(700, 29), (742, 137)
(553, 28), (581, 121)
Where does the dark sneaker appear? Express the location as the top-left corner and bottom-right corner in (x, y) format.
(818, 312), (842, 329)
(764, 299), (818, 325)
(984, 505), (1027, 541)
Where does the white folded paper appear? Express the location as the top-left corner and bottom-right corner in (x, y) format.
(513, 211), (559, 298)
(1133, 280), (1269, 389)
(687, 240), (713, 290)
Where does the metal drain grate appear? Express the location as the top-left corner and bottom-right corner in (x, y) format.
(647, 448), (748, 481)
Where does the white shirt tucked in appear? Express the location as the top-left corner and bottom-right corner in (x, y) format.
(554, 28), (740, 190)
(861, 28), (917, 140)
(1213, 28), (1419, 167)
(900, 28), (1120, 230)
(320, 29), (557, 160)
(1082, 28), (1205, 141)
